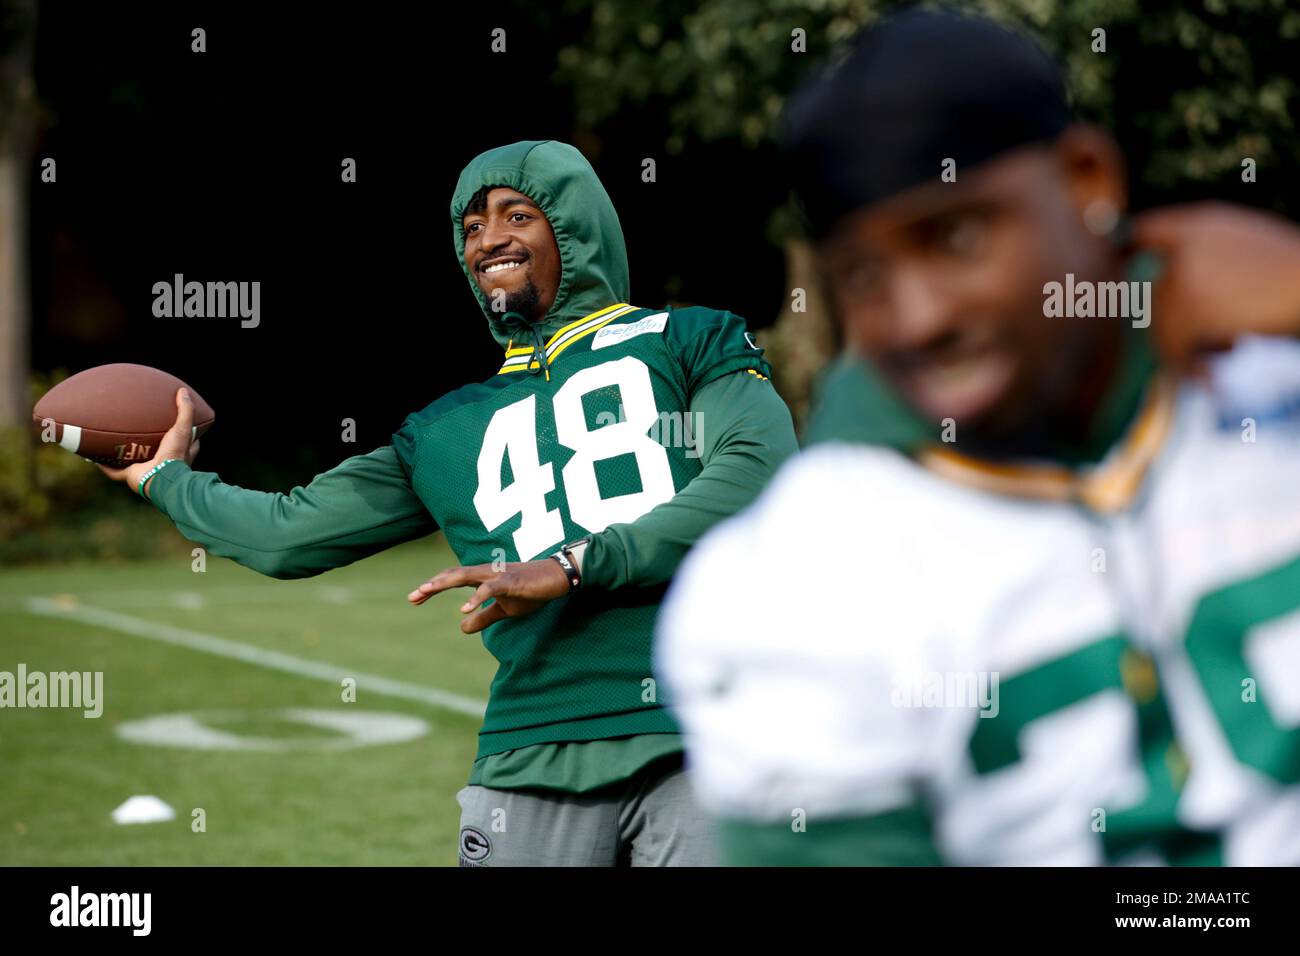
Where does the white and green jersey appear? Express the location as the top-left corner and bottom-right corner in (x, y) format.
(656, 337), (1300, 866)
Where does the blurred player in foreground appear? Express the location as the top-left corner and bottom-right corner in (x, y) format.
(100, 140), (797, 865)
(656, 9), (1300, 865)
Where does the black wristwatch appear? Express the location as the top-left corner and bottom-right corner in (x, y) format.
(550, 537), (591, 592)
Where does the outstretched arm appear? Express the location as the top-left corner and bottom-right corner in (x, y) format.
(99, 389), (436, 579)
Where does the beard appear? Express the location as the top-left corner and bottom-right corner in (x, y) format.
(505, 277), (544, 321)
(481, 269), (545, 322)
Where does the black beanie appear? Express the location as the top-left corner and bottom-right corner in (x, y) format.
(781, 7), (1071, 238)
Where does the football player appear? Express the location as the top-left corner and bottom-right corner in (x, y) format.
(99, 140), (798, 866)
(656, 10), (1300, 865)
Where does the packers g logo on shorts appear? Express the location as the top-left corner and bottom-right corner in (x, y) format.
(459, 826), (492, 865)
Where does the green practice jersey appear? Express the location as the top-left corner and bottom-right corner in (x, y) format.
(392, 301), (771, 758)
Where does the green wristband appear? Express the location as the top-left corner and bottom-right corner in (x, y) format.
(137, 458), (181, 498)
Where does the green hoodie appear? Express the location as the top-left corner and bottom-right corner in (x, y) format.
(143, 140), (797, 800)
(396, 139), (798, 791)
(449, 139), (631, 353)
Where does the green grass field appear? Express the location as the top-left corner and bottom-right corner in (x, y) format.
(0, 535), (499, 865)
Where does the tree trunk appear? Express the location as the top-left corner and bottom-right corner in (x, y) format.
(0, 0), (38, 427)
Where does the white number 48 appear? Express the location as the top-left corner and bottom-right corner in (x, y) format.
(472, 357), (676, 559)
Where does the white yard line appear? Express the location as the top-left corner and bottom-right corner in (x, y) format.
(0, 584), (395, 608)
(23, 597), (487, 719)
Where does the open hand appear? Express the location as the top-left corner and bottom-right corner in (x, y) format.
(408, 558), (572, 634)
(1131, 202), (1300, 365)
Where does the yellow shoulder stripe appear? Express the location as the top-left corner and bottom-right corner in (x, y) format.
(498, 303), (638, 374)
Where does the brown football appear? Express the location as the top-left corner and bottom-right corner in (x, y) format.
(32, 364), (215, 466)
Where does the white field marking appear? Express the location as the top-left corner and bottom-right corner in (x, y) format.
(115, 708), (430, 752)
(170, 592), (205, 610)
(0, 584), (397, 609)
(23, 597), (487, 719)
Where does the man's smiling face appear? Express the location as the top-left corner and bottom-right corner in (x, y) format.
(817, 132), (1125, 443)
(462, 186), (562, 323)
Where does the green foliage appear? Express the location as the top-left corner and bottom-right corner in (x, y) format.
(557, 0), (1300, 204)
(556, 0), (1300, 428)
(0, 370), (99, 540)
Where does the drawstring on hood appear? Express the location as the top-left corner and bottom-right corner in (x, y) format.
(503, 310), (552, 379)
(450, 140), (632, 362)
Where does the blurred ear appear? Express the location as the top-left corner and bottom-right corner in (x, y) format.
(1053, 125), (1128, 223)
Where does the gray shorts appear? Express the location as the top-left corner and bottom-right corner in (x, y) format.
(455, 759), (717, 866)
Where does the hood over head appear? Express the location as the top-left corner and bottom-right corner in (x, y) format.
(450, 140), (630, 352)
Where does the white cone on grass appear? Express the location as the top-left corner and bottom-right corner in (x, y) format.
(112, 795), (176, 825)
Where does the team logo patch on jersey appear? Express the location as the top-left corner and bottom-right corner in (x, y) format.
(591, 312), (668, 350)
(459, 826), (492, 865)
(1209, 337), (1300, 430)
